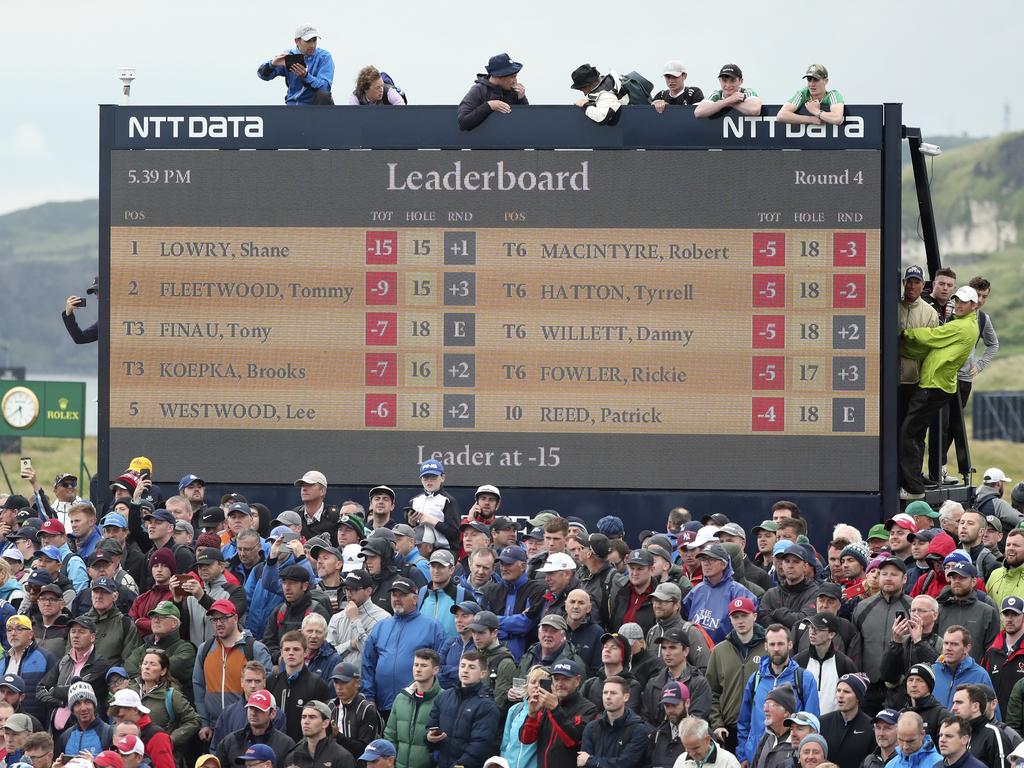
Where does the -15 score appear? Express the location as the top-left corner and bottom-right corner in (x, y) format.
(127, 169), (191, 184)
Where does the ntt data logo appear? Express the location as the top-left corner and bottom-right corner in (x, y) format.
(127, 115), (264, 139)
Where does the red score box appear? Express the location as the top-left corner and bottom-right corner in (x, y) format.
(365, 312), (398, 345)
(751, 356), (786, 390)
(752, 233), (786, 267)
(365, 272), (398, 305)
(752, 274), (786, 308)
(365, 231), (398, 264)
(752, 315), (785, 349)
(365, 353), (397, 386)
(365, 394), (397, 427)
(833, 232), (867, 267)
(752, 397), (785, 431)
(833, 274), (866, 308)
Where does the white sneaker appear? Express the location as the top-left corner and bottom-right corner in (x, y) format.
(899, 488), (925, 501)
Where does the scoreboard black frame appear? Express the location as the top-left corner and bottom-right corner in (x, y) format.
(98, 103), (903, 529)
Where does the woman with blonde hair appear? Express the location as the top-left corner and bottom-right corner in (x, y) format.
(348, 65), (405, 105)
(500, 665), (550, 768)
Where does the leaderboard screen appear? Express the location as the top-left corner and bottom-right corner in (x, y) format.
(107, 148), (881, 490)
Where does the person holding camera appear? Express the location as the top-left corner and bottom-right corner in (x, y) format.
(62, 276), (99, 344)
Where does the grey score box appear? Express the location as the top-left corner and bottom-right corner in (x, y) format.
(443, 272), (477, 306)
(444, 232), (477, 265)
(444, 314), (476, 346)
(832, 357), (866, 391)
(443, 394), (476, 428)
(443, 354), (476, 387)
(832, 316), (866, 350)
(832, 398), (865, 432)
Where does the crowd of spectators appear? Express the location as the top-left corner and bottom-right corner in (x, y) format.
(1, 456), (1024, 768)
(254, 25), (847, 129)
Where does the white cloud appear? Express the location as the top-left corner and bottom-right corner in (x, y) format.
(10, 124), (48, 156)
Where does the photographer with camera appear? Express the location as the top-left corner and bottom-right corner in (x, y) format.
(62, 276), (98, 345)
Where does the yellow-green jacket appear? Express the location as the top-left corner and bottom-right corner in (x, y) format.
(900, 312), (978, 393)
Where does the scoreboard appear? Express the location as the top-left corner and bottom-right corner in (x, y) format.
(100, 105), (901, 497)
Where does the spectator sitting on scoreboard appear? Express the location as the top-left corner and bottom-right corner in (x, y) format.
(776, 64), (845, 125)
(457, 53), (528, 131)
(348, 66), (406, 106)
(652, 60), (704, 113)
(257, 24), (334, 105)
(693, 64), (763, 118)
(570, 64), (654, 124)
(62, 276), (99, 345)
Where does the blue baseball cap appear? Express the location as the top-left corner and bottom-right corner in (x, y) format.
(143, 509), (175, 525)
(90, 577), (118, 593)
(772, 541), (791, 557)
(105, 666), (129, 681)
(38, 545), (63, 562)
(359, 739), (397, 762)
(903, 265), (924, 282)
(596, 515), (625, 537)
(419, 459), (444, 477)
(450, 600), (482, 615)
(27, 571), (54, 587)
(178, 474), (204, 492)
(873, 708), (900, 725)
(497, 545), (528, 564)
(101, 513), (128, 529)
(236, 744), (276, 763)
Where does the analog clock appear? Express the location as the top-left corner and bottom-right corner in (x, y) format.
(1, 387), (40, 429)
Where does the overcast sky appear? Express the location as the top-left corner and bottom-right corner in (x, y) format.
(2, 0), (1020, 215)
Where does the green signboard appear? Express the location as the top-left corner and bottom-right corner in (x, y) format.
(0, 380), (86, 438)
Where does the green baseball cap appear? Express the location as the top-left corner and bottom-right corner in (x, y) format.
(528, 511), (559, 528)
(751, 520), (779, 534)
(867, 524), (890, 541)
(905, 500), (939, 519)
(148, 600), (181, 619)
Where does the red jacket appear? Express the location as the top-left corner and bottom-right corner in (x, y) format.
(139, 714), (175, 768)
(128, 585), (174, 636)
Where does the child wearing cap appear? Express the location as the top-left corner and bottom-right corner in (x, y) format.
(407, 461), (460, 549)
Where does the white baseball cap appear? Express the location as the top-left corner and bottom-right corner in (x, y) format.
(983, 467), (1012, 484)
(294, 24), (319, 41)
(952, 286), (978, 303)
(537, 552), (576, 573)
(341, 544), (364, 573)
(686, 525), (720, 550)
(110, 688), (150, 713)
(475, 484), (501, 499)
(294, 470), (327, 488)
(662, 60), (687, 76)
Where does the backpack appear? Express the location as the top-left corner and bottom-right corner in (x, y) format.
(380, 72), (408, 104)
(483, 647), (515, 688)
(620, 71), (654, 105)
(751, 667), (805, 711)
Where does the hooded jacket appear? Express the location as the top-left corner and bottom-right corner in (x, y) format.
(383, 680), (443, 768)
(749, 726), (793, 768)
(579, 707), (651, 768)
(628, 646), (666, 692)
(501, 700), (538, 768)
(884, 735), (940, 768)
(984, 629), (1024, 714)
(936, 585), (999, 661)
(0, 642), (54, 723)
(757, 577), (819, 630)
(932, 654), (999, 712)
(364, 538), (405, 614)
(986, 557), (1024, 611)
(579, 561), (627, 630)
(419, 578), (470, 638)
(901, 311), (978, 393)
(611, 579), (658, 636)
(852, 589), (912, 682)
(262, 588), (332, 660)
(267, 665), (332, 742)
(242, 551), (315, 637)
(520, 688), (598, 768)
(707, 624), (767, 732)
(793, 644), (857, 714)
(361, 608), (448, 711)
(457, 75), (529, 131)
(646, 613), (711, 674)
(481, 571), (545, 662)
(427, 680), (501, 768)
(214, 724), (295, 768)
(641, 663), (712, 723)
(567, 616), (605, 675)
(683, 555), (756, 644)
(580, 635), (641, 712)
(85, 603), (142, 664)
(735, 656), (821, 764)
(975, 484), (1023, 532)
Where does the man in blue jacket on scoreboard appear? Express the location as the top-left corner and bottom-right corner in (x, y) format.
(257, 24), (334, 105)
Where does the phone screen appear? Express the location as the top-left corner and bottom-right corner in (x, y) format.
(539, 679), (553, 693)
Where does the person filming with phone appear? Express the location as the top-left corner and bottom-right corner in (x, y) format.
(257, 24), (334, 105)
(62, 276), (98, 344)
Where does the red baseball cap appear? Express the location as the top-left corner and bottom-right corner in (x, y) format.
(115, 734), (145, 756)
(206, 599), (238, 617)
(38, 519), (66, 536)
(728, 597), (756, 616)
(884, 513), (918, 534)
(94, 751), (125, 768)
(246, 689), (274, 711)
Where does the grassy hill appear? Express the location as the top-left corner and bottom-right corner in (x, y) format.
(0, 201), (98, 374)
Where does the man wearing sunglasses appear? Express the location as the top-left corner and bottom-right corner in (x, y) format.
(776, 64), (845, 126)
